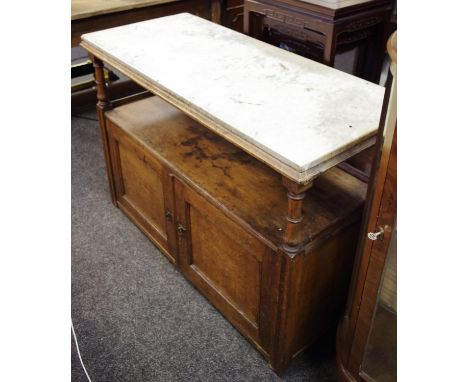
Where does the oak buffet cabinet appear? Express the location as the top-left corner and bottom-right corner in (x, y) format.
(105, 95), (366, 372)
(81, 13), (385, 373)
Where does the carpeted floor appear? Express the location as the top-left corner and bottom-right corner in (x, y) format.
(71, 107), (338, 381)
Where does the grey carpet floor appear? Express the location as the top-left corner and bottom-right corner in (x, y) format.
(71, 108), (337, 382)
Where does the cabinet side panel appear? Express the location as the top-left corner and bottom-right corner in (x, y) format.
(290, 222), (360, 355)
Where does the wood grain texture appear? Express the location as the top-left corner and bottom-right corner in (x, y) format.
(175, 177), (266, 346)
(296, 223), (360, 352)
(379, 230), (396, 311)
(119, 142), (167, 230)
(185, 188), (263, 322)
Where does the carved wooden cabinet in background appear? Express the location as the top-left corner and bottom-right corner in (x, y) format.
(241, 0), (394, 182)
(223, 0), (245, 32)
(243, 0), (393, 83)
(105, 96), (367, 372)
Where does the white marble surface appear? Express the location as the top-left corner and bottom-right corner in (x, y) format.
(299, 0), (375, 10)
(82, 13), (384, 175)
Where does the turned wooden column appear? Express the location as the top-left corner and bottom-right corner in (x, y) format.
(90, 54), (117, 205)
(281, 176), (315, 254)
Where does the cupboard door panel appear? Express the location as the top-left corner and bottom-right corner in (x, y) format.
(190, 206), (261, 325)
(174, 177), (274, 349)
(108, 122), (176, 262)
(119, 143), (167, 233)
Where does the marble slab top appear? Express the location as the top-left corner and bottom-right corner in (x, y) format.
(81, 13), (384, 183)
(295, 0), (375, 10)
(71, 0), (181, 21)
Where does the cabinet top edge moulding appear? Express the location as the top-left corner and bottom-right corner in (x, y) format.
(286, 0), (379, 11)
(81, 13), (385, 184)
(71, 0), (184, 21)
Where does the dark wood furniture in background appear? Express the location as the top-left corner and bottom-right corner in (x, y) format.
(243, 0), (393, 83)
(241, 0), (394, 183)
(336, 31), (396, 382)
(71, 0), (220, 108)
(72, 0), (220, 47)
(223, 0), (246, 32)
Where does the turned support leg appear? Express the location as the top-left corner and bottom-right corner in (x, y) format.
(92, 56), (111, 109)
(270, 177), (315, 373)
(281, 177), (315, 255)
(90, 54), (117, 205)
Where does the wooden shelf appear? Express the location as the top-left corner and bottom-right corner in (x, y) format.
(106, 96), (367, 248)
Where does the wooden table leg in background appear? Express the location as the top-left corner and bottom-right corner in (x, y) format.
(323, 29), (338, 68)
(211, 0), (221, 23)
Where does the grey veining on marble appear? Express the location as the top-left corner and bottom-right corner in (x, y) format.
(82, 13), (384, 180)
